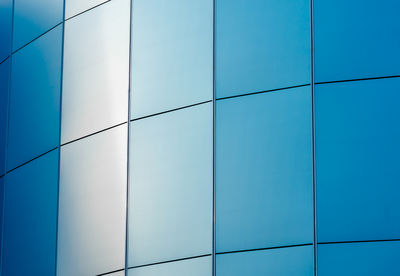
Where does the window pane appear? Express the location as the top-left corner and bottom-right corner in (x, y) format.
(2, 150), (59, 276)
(216, 0), (310, 98)
(62, 0), (130, 144)
(216, 246), (313, 276)
(130, 0), (213, 118)
(128, 103), (212, 266)
(57, 125), (127, 276)
(0, 0), (12, 61)
(7, 26), (62, 170)
(65, 0), (109, 19)
(315, 78), (400, 242)
(216, 87), (313, 253)
(0, 59), (10, 174)
(128, 256), (212, 276)
(318, 241), (400, 275)
(13, 0), (63, 50)
(314, 0), (400, 82)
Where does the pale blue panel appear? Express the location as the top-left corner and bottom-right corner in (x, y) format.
(0, 0), (12, 61)
(128, 256), (211, 276)
(65, 0), (109, 18)
(216, 87), (313, 253)
(314, 0), (400, 82)
(0, 59), (10, 174)
(2, 150), (59, 276)
(7, 26), (62, 170)
(61, 0), (130, 143)
(316, 78), (400, 242)
(128, 103), (212, 266)
(13, 0), (63, 50)
(57, 125), (127, 276)
(131, 0), (213, 118)
(216, 0), (310, 98)
(216, 246), (313, 276)
(318, 241), (400, 275)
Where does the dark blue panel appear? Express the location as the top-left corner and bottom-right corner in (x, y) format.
(12, 0), (63, 50)
(2, 149), (59, 276)
(0, 0), (13, 61)
(7, 25), (62, 171)
(0, 59), (11, 174)
(318, 241), (400, 275)
(216, 87), (313, 253)
(0, 176), (4, 250)
(216, 246), (313, 276)
(216, 0), (310, 98)
(316, 78), (400, 243)
(314, 0), (400, 82)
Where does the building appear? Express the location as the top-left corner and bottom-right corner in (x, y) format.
(0, 0), (399, 275)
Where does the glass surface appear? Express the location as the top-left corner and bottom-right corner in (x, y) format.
(7, 26), (62, 171)
(128, 103), (212, 266)
(318, 241), (400, 275)
(0, 59), (10, 174)
(314, 0), (400, 82)
(130, 0), (213, 118)
(57, 125), (127, 276)
(315, 78), (400, 243)
(216, 0), (310, 99)
(128, 256), (212, 276)
(0, 176), (3, 249)
(216, 245), (313, 276)
(2, 150), (59, 276)
(108, 271), (125, 276)
(0, 0), (12, 61)
(61, 0), (130, 144)
(65, 0), (109, 19)
(216, 87), (313, 253)
(13, 0), (63, 50)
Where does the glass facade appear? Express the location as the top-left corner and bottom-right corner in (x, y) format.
(0, 0), (399, 275)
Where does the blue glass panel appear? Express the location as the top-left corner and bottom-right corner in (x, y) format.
(216, 246), (313, 276)
(0, 0), (13, 61)
(131, 0), (213, 118)
(216, 87), (313, 253)
(315, 78), (400, 242)
(0, 176), (4, 249)
(128, 103), (212, 266)
(128, 256), (212, 276)
(0, 59), (10, 174)
(2, 150), (59, 276)
(216, 0), (310, 99)
(7, 26), (62, 171)
(314, 0), (400, 82)
(318, 241), (400, 275)
(13, 0), (63, 50)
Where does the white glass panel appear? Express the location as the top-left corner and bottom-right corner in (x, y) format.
(65, 0), (109, 19)
(57, 125), (127, 276)
(130, 0), (213, 118)
(62, 0), (130, 143)
(128, 103), (212, 266)
(128, 256), (211, 276)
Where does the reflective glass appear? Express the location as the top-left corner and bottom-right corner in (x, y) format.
(62, 0), (130, 144)
(216, 245), (313, 276)
(2, 150), (59, 276)
(315, 78), (400, 242)
(108, 271), (125, 276)
(13, 0), (63, 50)
(0, 59), (10, 174)
(57, 125), (127, 276)
(0, 176), (3, 248)
(128, 256), (212, 276)
(7, 26), (62, 170)
(0, 0), (12, 61)
(318, 241), (400, 275)
(128, 103), (212, 266)
(314, 0), (400, 82)
(130, 0), (213, 118)
(216, 0), (310, 99)
(216, 87), (313, 253)
(65, 0), (109, 19)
